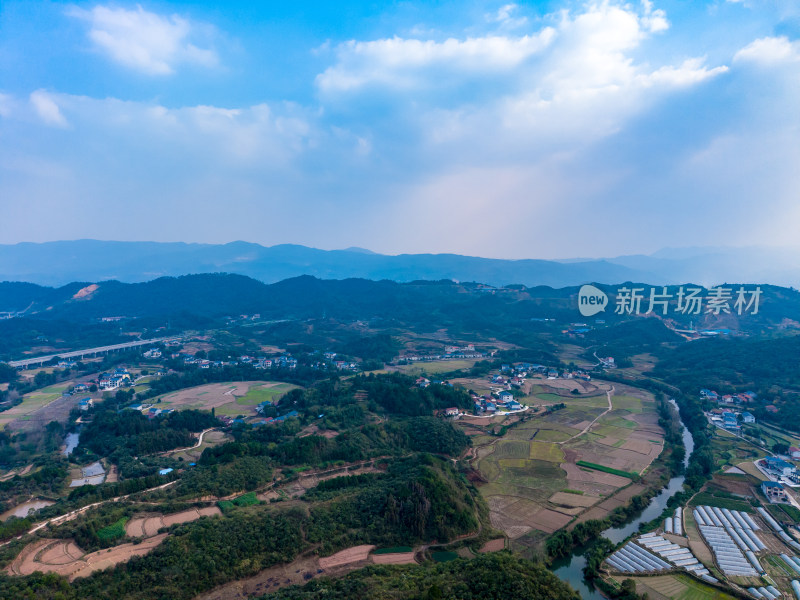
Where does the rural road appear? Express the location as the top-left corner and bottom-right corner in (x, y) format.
(556, 385), (615, 445)
(163, 428), (218, 456)
(0, 480), (178, 550)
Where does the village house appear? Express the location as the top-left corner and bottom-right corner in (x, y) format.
(722, 412), (740, 432)
(762, 481), (790, 503)
(741, 412), (755, 424)
(764, 457), (798, 479)
(497, 390), (514, 403)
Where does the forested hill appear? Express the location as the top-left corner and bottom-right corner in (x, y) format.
(3, 275), (800, 333)
(259, 552), (580, 599)
(0, 274), (580, 322)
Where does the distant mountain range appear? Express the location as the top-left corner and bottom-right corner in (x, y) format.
(1, 240), (799, 288)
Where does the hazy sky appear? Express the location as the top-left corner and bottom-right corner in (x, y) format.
(1, 1), (799, 258)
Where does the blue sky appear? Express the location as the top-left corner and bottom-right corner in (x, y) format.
(1, 1), (799, 258)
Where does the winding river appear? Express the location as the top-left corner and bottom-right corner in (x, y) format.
(552, 400), (695, 599)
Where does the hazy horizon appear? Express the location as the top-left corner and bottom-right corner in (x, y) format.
(4, 238), (800, 263)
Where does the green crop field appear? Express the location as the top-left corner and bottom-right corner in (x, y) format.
(214, 403), (251, 418)
(766, 503), (800, 523)
(494, 440), (531, 459)
(631, 574), (738, 600)
(498, 458), (527, 468)
(97, 517), (129, 540)
(534, 393), (571, 403)
(218, 493), (260, 512)
(609, 395), (646, 412)
(235, 383), (298, 406)
(688, 492), (753, 512)
(525, 427), (578, 442)
(576, 461), (637, 479)
(529, 442), (564, 462)
(0, 384), (72, 428)
(395, 360), (481, 376)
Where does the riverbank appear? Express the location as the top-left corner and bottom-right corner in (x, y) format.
(552, 397), (694, 598)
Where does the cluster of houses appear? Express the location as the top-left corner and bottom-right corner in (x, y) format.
(97, 367), (132, 391)
(175, 354), (300, 370)
(598, 356), (615, 368)
(472, 390), (524, 415)
(126, 403), (175, 419)
(177, 354), (223, 368)
(402, 343), (488, 362)
(761, 456), (800, 486)
(709, 408), (756, 432)
(310, 353), (359, 372)
(247, 355), (298, 370)
(565, 323), (592, 336)
(701, 389), (758, 405)
(247, 410), (300, 427)
(499, 363), (591, 383)
(143, 348), (162, 359)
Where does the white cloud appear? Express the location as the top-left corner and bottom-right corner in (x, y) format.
(316, 30), (556, 92)
(29, 90), (69, 127)
(68, 96), (311, 165)
(641, 0), (669, 33)
(489, 4), (528, 29)
(316, 1), (703, 112)
(734, 36), (800, 64)
(67, 5), (218, 75)
(642, 58), (728, 87)
(5, 1), (794, 257)
(376, 3), (726, 155)
(0, 93), (14, 118)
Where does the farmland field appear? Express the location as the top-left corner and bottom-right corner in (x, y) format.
(0, 384), (70, 429)
(154, 381), (300, 417)
(465, 381), (665, 547)
(235, 383), (298, 406)
(393, 359), (482, 376)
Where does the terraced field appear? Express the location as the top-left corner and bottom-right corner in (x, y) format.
(466, 381), (665, 547)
